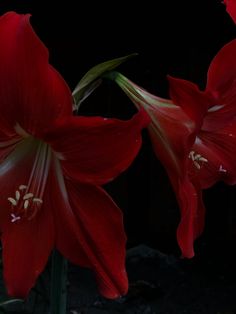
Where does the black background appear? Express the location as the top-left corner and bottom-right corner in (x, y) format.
(0, 0), (235, 261)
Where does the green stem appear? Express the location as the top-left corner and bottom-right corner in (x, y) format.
(50, 250), (68, 314)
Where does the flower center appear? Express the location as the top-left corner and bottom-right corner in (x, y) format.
(7, 140), (51, 222)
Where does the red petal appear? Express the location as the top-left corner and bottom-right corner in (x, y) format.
(1, 198), (54, 298)
(0, 138), (55, 297)
(47, 163), (90, 268)
(51, 159), (128, 299)
(168, 76), (208, 128)
(174, 176), (205, 258)
(204, 40), (236, 131)
(0, 12), (72, 137)
(44, 110), (149, 185)
(223, 0), (236, 23)
(207, 39), (236, 97)
(148, 119), (202, 257)
(191, 125), (236, 188)
(201, 100), (236, 132)
(147, 104), (194, 178)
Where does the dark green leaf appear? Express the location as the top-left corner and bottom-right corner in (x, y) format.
(72, 53), (138, 110)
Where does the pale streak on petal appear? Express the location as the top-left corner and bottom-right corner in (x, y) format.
(14, 123), (30, 138)
(0, 138), (35, 176)
(54, 151), (66, 160)
(0, 137), (21, 148)
(208, 104), (224, 112)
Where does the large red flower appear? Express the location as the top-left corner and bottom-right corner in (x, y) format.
(112, 39), (236, 258)
(0, 12), (150, 299)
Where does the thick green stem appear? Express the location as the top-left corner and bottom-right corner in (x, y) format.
(50, 250), (68, 314)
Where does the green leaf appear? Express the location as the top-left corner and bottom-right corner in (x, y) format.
(72, 53), (138, 110)
(0, 298), (23, 307)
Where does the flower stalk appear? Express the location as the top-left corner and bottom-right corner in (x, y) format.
(50, 250), (68, 314)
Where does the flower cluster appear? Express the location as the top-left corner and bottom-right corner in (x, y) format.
(0, 2), (236, 301)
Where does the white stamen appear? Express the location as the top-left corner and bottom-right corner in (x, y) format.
(219, 165), (227, 173)
(8, 197), (17, 206)
(19, 185), (27, 190)
(189, 151), (195, 161)
(193, 161), (201, 170)
(15, 190), (20, 200)
(24, 200), (29, 209)
(189, 150), (208, 169)
(33, 198), (43, 204)
(23, 193), (34, 200)
(199, 156), (208, 162)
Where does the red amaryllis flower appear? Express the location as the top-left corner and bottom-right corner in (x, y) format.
(223, 0), (236, 24)
(111, 38), (236, 258)
(0, 12), (150, 299)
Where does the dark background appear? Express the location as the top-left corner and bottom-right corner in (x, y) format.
(1, 1), (236, 312)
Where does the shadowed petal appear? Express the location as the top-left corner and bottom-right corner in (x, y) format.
(1, 198), (54, 298)
(168, 76), (208, 127)
(51, 158), (128, 299)
(0, 12), (72, 136)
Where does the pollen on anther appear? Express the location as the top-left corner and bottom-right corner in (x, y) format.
(19, 185), (27, 190)
(8, 197), (17, 206)
(24, 199), (29, 209)
(23, 193), (34, 200)
(15, 190), (20, 200)
(33, 198), (43, 204)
